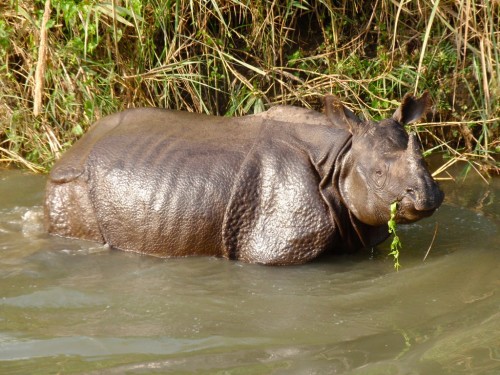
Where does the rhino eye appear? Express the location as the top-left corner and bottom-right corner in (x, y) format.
(373, 166), (388, 188)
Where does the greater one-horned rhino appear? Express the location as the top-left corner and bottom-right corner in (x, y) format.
(45, 93), (443, 265)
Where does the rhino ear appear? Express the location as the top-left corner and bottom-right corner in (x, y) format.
(324, 95), (363, 134)
(393, 91), (430, 125)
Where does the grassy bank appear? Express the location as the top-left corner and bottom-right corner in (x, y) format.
(1, 0), (498, 174)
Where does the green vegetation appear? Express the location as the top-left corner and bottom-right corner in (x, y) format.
(1, 0), (498, 172)
(388, 202), (402, 270)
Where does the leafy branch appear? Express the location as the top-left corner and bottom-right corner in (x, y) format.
(388, 201), (402, 271)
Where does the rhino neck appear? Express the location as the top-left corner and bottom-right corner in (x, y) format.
(319, 138), (390, 252)
(346, 211), (390, 250)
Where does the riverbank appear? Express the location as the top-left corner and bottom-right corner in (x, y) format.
(1, 1), (498, 173)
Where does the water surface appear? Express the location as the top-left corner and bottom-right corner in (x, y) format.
(0, 163), (498, 374)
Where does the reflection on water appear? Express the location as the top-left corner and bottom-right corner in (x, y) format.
(0, 163), (499, 374)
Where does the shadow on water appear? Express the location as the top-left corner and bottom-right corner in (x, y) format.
(0, 161), (499, 374)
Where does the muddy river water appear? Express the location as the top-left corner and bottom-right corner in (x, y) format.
(0, 161), (498, 374)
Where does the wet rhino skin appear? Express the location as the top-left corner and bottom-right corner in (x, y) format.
(45, 94), (444, 265)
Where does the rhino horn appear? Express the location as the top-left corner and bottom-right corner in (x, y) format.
(324, 95), (363, 134)
(407, 132), (422, 156)
(393, 91), (430, 125)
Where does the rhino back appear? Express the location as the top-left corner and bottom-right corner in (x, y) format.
(81, 108), (262, 256)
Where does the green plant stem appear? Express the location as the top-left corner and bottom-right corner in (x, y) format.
(388, 202), (402, 271)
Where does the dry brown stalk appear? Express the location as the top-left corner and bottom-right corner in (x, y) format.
(33, 0), (51, 117)
(423, 223), (439, 262)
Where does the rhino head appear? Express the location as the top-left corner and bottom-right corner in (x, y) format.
(325, 92), (444, 227)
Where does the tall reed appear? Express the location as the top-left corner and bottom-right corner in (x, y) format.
(0, 0), (498, 172)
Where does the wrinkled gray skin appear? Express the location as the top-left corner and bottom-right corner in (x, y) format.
(45, 93), (444, 265)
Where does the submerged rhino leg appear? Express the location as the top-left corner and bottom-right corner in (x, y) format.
(44, 177), (104, 243)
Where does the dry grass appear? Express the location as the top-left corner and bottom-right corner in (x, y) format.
(0, 0), (498, 173)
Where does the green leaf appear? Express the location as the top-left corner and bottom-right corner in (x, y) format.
(388, 201), (402, 270)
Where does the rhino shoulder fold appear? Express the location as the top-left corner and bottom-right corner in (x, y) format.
(222, 137), (335, 265)
(49, 111), (128, 183)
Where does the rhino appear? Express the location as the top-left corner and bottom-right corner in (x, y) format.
(45, 92), (444, 265)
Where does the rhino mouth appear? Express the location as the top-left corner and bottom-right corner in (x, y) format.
(396, 206), (436, 224)
(395, 197), (441, 224)
(395, 185), (444, 224)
